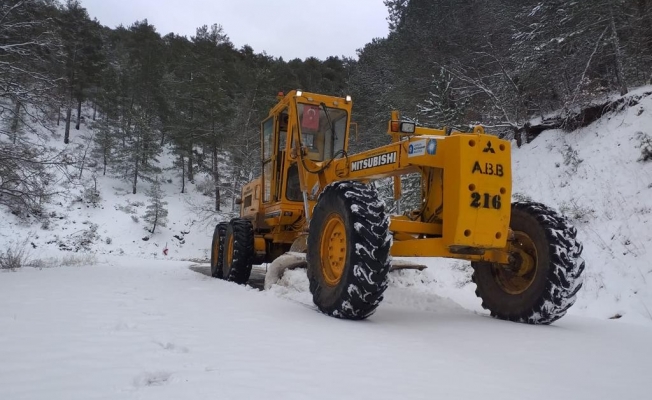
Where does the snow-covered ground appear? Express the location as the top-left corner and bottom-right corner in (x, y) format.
(2, 88), (652, 398)
(2, 257), (651, 400)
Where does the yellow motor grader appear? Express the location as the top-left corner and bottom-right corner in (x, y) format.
(210, 90), (584, 323)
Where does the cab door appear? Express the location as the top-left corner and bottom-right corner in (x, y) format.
(261, 117), (275, 204)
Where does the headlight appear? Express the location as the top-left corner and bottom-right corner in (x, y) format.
(400, 122), (416, 134)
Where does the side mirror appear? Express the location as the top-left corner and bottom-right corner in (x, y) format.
(234, 197), (243, 205)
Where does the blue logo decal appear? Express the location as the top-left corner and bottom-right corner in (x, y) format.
(427, 139), (437, 155)
(408, 144), (414, 155)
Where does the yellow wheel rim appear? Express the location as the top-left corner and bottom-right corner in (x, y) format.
(226, 234), (234, 267)
(320, 213), (348, 286)
(493, 231), (538, 295)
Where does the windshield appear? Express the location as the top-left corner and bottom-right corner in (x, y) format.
(297, 103), (347, 162)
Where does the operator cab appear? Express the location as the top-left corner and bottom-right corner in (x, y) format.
(248, 90), (353, 236)
(260, 92), (351, 207)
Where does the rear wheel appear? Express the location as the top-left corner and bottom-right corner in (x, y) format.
(222, 218), (254, 285)
(472, 202), (585, 324)
(210, 222), (228, 278)
(307, 181), (391, 320)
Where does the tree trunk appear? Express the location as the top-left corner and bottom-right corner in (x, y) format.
(103, 151), (107, 176)
(610, 7), (628, 95)
(126, 95), (134, 130)
(57, 105), (61, 126)
(180, 155), (186, 194)
(213, 144), (220, 212)
(92, 100), (97, 121)
(637, 0), (652, 80)
(66, 47), (76, 143)
(231, 167), (238, 211)
(11, 99), (20, 144)
(64, 107), (72, 144)
(187, 147), (194, 183)
(78, 133), (93, 180)
(151, 212), (158, 235)
(76, 98), (82, 130)
(133, 155), (139, 194)
(160, 119), (166, 146)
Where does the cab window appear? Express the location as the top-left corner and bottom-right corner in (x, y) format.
(261, 118), (274, 203)
(297, 104), (347, 162)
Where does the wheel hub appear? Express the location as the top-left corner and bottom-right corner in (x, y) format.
(493, 231), (538, 295)
(320, 214), (348, 286)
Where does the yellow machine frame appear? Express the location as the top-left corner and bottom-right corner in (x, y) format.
(239, 90), (514, 265)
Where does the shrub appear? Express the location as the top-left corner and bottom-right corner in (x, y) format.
(559, 199), (595, 224)
(83, 186), (101, 206)
(0, 239), (31, 270)
(636, 132), (652, 162)
(29, 254), (97, 268)
(562, 144), (583, 173)
(195, 177), (215, 197)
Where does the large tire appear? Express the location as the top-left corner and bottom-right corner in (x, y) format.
(307, 181), (391, 320)
(222, 218), (254, 284)
(472, 201), (585, 324)
(210, 222), (228, 278)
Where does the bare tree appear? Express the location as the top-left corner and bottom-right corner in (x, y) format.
(0, 0), (62, 143)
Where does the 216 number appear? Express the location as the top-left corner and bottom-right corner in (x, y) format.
(470, 192), (502, 210)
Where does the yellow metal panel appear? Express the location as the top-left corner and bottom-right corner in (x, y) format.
(442, 135), (512, 249)
(390, 218), (442, 236)
(254, 236), (266, 254)
(391, 237), (510, 264)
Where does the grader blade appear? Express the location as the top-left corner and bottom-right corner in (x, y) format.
(264, 252), (307, 290)
(263, 252), (426, 290)
(389, 259), (428, 271)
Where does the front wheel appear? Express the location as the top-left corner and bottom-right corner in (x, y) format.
(307, 181), (391, 320)
(472, 201), (585, 324)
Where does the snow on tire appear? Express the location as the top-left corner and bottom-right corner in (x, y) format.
(307, 181), (391, 320)
(222, 218), (254, 285)
(472, 201), (585, 324)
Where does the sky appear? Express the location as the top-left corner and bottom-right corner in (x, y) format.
(81, 0), (390, 60)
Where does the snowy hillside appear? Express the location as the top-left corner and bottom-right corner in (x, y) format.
(511, 86), (652, 322)
(0, 112), (227, 264)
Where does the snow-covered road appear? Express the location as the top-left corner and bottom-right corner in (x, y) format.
(1, 258), (650, 400)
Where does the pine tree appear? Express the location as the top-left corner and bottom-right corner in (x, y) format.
(143, 178), (168, 235)
(161, 33), (195, 193)
(91, 117), (115, 176)
(191, 24), (235, 211)
(58, 0), (104, 144)
(112, 111), (162, 194)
